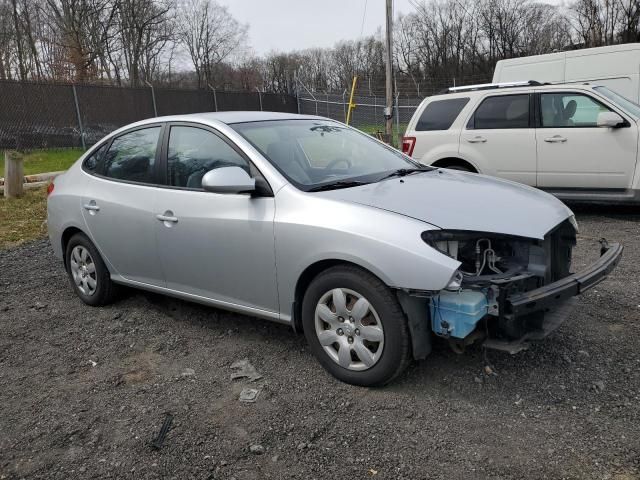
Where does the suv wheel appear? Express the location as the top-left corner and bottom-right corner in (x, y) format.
(302, 266), (411, 386)
(65, 233), (117, 306)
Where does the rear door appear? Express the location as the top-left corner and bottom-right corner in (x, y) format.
(535, 91), (638, 189)
(81, 125), (165, 287)
(459, 93), (538, 185)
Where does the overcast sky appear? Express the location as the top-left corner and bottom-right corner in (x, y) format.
(221, 0), (565, 56)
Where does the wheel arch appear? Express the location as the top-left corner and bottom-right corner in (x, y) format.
(61, 226), (85, 269)
(291, 259), (431, 361)
(431, 157), (479, 172)
(292, 259), (387, 333)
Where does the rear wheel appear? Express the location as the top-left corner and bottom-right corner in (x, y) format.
(302, 266), (411, 387)
(65, 233), (117, 306)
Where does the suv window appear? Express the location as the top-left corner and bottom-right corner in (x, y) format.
(102, 127), (161, 183)
(167, 126), (250, 189)
(540, 93), (611, 127)
(83, 142), (108, 173)
(469, 94), (530, 129)
(416, 98), (469, 131)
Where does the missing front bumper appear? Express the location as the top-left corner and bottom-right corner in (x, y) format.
(483, 241), (623, 353)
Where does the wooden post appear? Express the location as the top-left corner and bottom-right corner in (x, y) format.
(4, 150), (24, 198)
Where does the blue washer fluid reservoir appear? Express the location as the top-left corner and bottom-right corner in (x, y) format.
(430, 290), (489, 339)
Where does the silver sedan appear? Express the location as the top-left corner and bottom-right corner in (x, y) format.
(47, 112), (622, 386)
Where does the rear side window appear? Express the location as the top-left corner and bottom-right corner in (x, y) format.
(469, 94), (530, 129)
(102, 127), (161, 183)
(416, 98), (469, 131)
(167, 126), (250, 189)
(82, 142), (108, 173)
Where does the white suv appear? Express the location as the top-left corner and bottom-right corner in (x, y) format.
(403, 81), (640, 204)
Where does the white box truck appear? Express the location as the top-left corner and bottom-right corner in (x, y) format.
(493, 44), (640, 102)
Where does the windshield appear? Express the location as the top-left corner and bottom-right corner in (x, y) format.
(594, 86), (640, 118)
(230, 119), (422, 190)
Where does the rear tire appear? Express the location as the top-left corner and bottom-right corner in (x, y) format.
(302, 265), (412, 387)
(65, 233), (117, 306)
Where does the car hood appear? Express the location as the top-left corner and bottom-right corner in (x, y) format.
(316, 169), (573, 239)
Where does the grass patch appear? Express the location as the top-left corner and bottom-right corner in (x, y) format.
(0, 186), (48, 248)
(1, 148), (83, 178)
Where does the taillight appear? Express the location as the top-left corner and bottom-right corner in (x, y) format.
(47, 181), (55, 196)
(401, 136), (416, 156)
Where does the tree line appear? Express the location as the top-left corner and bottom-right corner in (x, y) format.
(1, 0), (639, 95)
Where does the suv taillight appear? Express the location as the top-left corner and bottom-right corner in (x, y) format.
(401, 136), (416, 156)
(47, 181), (55, 196)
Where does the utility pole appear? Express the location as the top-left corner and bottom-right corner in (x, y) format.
(384, 0), (394, 143)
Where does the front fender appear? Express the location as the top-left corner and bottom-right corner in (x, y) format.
(274, 186), (460, 321)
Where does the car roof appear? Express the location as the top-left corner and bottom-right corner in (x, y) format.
(152, 111), (326, 125)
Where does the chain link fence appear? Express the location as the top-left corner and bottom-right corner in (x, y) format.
(296, 91), (423, 146)
(0, 80), (297, 151)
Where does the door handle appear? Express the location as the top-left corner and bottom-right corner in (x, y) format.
(466, 136), (487, 143)
(83, 202), (100, 212)
(156, 213), (178, 223)
(544, 135), (567, 143)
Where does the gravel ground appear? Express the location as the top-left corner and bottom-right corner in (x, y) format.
(1, 208), (639, 480)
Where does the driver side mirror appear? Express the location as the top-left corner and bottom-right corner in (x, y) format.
(597, 111), (625, 128)
(201, 166), (255, 194)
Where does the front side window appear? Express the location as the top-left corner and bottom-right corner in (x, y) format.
(469, 94), (530, 129)
(417, 97), (469, 131)
(231, 119), (422, 190)
(540, 93), (611, 127)
(102, 127), (161, 183)
(167, 126), (249, 189)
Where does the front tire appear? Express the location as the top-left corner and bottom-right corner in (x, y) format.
(65, 233), (117, 306)
(302, 266), (411, 387)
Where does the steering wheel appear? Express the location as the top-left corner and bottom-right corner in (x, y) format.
(326, 157), (352, 170)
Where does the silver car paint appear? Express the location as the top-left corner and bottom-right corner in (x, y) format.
(48, 112), (573, 326)
(316, 169), (574, 240)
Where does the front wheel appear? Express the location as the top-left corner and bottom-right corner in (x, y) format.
(302, 266), (412, 387)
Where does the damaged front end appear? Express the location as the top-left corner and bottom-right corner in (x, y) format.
(421, 218), (623, 354)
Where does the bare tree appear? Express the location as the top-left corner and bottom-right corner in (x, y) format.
(115, 0), (174, 86)
(177, 0), (247, 88)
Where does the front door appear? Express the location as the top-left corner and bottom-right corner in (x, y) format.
(536, 92), (638, 189)
(154, 124), (279, 314)
(81, 125), (165, 287)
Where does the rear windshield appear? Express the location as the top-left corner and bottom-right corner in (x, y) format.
(416, 97), (469, 131)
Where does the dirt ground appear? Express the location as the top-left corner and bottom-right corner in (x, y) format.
(1, 208), (639, 479)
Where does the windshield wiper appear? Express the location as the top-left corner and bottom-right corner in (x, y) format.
(378, 167), (432, 181)
(308, 180), (370, 192)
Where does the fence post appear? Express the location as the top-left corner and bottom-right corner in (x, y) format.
(208, 84), (218, 112)
(326, 92), (329, 117)
(294, 73), (301, 114)
(4, 150), (24, 198)
(395, 91), (401, 146)
(71, 84), (86, 150)
(145, 80), (158, 117)
(342, 90), (347, 123)
(255, 87), (263, 111)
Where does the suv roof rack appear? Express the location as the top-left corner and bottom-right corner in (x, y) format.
(443, 80), (542, 94)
